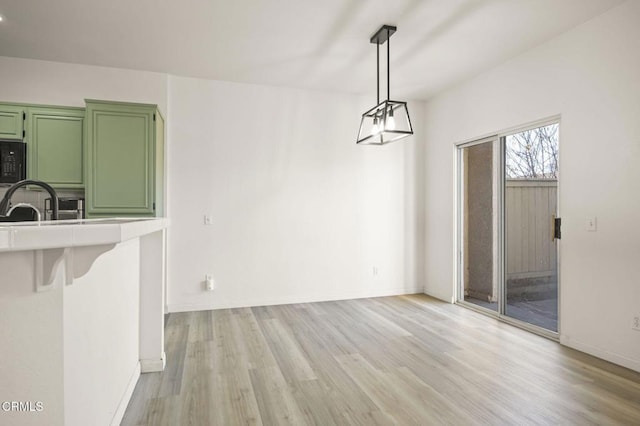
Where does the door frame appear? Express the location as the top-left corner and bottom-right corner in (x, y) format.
(454, 115), (561, 340)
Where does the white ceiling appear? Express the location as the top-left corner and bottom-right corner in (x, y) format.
(0, 0), (624, 100)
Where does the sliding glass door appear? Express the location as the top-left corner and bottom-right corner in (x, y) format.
(457, 120), (560, 335)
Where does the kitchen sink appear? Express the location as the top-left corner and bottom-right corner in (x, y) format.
(0, 204), (40, 222)
(0, 216), (30, 222)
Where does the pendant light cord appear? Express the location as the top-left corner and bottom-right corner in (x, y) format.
(387, 28), (390, 101)
(376, 42), (380, 105)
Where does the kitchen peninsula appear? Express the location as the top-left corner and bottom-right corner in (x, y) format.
(0, 218), (168, 426)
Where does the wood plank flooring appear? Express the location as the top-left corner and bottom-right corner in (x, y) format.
(121, 295), (640, 425)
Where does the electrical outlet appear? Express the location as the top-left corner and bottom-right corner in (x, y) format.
(205, 274), (215, 291)
(204, 215), (213, 225)
(372, 266), (379, 276)
(633, 316), (640, 332)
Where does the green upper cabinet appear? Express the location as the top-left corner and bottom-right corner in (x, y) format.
(27, 107), (85, 189)
(0, 104), (26, 140)
(85, 100), (164, 217)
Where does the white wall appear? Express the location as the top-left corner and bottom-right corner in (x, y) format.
(64, 240), (141, 426)
(167, 76), (425, 311)
(0, 251), (64, 426)
(0, 56), (167, 112)
(423, 1), (640, 372)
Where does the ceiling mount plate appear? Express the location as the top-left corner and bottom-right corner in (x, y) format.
(370, 25), (397, 45)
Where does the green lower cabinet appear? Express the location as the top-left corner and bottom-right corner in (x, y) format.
(27, 107), (84, 189)
(85, 100), (164, 218)
(0, 104), (25, 140)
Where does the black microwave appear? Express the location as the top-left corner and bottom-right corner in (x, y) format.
(0, 140), (26, 184)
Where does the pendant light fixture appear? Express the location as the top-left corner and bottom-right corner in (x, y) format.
(357, 25), (413, 145)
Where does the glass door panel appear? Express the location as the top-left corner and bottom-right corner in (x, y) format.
(504, 124), (559, 331)
(460, 141), (498, 312)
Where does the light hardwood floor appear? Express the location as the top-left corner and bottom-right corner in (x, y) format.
(122, 295), (640, 425)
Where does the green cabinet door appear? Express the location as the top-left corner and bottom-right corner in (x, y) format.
(27, 107), (84, 188)
(0, 105), (25, 140)
(85, 100), (162, 217)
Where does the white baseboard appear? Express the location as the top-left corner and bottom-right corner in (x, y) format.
(560, 335), (640, 373)
(423, 288), (454, 303)
(110, 362), (140, 426)
(140, 351), (166, 373)
(168, 286), (424, 313)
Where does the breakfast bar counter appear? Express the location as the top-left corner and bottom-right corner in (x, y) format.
(0, 217), (168, 252)
(0, 218), (168, 426)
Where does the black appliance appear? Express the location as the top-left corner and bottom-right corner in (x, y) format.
(45, 197), (84, 220)
(0, 140), (26, 184)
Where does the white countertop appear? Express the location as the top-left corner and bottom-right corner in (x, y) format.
(0, 217), (169, 252)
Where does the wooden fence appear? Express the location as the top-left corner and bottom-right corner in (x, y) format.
(505, 179), (557, 279)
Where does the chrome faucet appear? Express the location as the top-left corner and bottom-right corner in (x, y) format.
(0, 180), (59, 220)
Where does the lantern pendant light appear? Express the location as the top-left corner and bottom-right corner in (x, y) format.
(356, 25), (413, 145)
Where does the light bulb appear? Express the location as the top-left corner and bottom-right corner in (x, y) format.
(386, 116), (395, 130)
(386, 106), (395, 130)
(372, 118), (379, 135)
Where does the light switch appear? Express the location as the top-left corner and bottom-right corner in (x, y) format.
(586, 216), (597, 232)
(204, 215), (213, 225)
